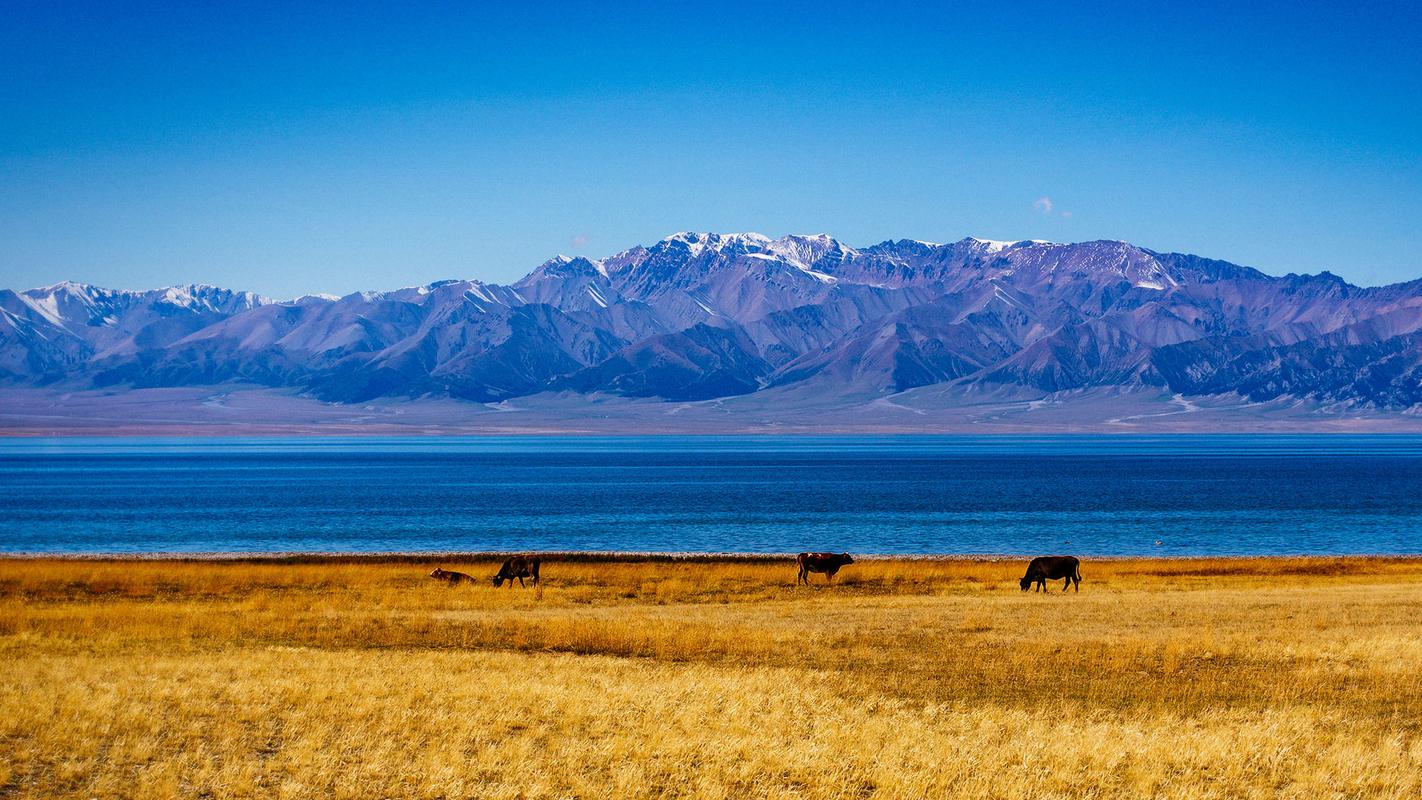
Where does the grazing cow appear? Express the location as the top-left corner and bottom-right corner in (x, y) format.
(1020, 556), (1082, 593)
(429, 567), (475, 585)
(796, 552), (854, 585)
(493, 555), (541, 588)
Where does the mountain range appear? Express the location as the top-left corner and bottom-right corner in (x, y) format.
(4, 232), (1422, 414)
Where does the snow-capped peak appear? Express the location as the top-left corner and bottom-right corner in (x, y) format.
(659, 232), (772, 258)
(158, 284), (216, 306)
(523, 254), (611, 282)
(9, 281), (268, 331)
(765, 234), (857, 271)
(36, 280), (100, 295)
(292, 293), (341, 305)
(664, 231), (771, 244)
(23, 281), (124, 308)
(969, 238), (1018, 253)
(151, 284), (270, 312)
(654, 232), (853, 276)
(966, 237), (1057, 253)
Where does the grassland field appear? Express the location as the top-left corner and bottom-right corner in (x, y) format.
(2, 555), (1421, 799)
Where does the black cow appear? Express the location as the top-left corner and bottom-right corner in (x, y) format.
(1020, 556), (1082, 593)
(796, 552), (854, 585)
(493, 555), (541, 588)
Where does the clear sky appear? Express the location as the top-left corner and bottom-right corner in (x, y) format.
(3, 1), (1420, 298)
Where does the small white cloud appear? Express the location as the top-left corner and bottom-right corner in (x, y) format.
(1033, 196), (1054, 214)
(571, 233), (590, 250)
(1060, 210), (1073, 219)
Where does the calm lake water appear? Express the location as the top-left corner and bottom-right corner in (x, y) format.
(2, 435), (1422, 556)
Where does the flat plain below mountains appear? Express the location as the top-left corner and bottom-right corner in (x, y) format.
(2, 555), (1420, 798)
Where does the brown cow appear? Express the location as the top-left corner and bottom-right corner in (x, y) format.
(1020, 556), (1082, 593)
(429, 567), (475, 585)
(493, 555), (541, 588)
(796, 552), (854, 585)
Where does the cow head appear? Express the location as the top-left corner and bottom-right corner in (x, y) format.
(429, 568), (446, 579)
(1019, 574), (1033, 591)
(841, 553), (854, 564)
(491, 574), (505, 587)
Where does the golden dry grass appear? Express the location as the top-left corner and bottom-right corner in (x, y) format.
(2, 556), (1421, 798)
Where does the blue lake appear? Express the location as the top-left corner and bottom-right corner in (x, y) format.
(2, 435), (1422, 556)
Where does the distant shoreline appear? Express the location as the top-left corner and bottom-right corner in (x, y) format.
(10, 429), (1422, 438)
(4, 552), (1419, 563)
(5, 386), (1422, 437)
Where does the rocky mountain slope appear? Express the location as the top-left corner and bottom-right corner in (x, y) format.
(4, 233), (1420, 408)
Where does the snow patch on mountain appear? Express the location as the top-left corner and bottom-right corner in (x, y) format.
(971, 238), (1018, 253)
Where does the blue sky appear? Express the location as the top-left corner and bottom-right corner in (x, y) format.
(3, 1), (1419, 297)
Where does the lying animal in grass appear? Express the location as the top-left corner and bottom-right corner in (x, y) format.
(493, 555), (541, 588)
(1020, 556), (1082, 593)
(796, 552), (854, 585)
(429, 567), (475, 584)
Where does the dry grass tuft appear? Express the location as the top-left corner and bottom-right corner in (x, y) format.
(3, 556), (1421, 798)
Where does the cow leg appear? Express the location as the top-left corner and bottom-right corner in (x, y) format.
(518, 576), (526, 587)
